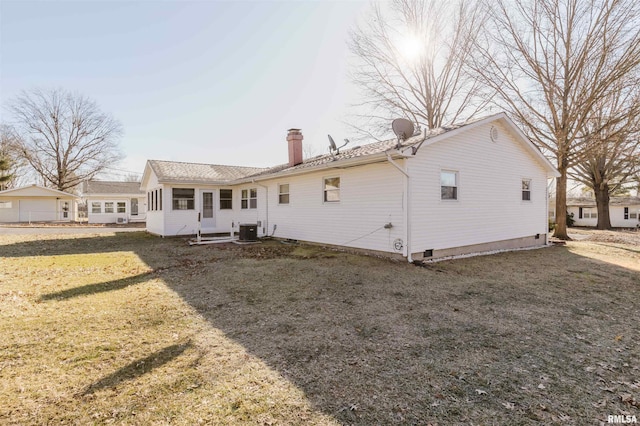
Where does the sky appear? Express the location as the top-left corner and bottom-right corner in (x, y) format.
(0, 0), (371, 180)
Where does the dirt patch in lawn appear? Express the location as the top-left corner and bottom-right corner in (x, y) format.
(1, 231), (639, 425)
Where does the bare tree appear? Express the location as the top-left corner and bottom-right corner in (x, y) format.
(348, 0), (489, 139)
(472, 0), (640, 239)
(570, 81), (640, 229)
(8, 88), (123, 192)
(124, 173), (142, 183)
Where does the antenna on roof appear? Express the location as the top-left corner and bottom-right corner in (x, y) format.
(328, 134), (349, 158)
(392, 118), (415, 149)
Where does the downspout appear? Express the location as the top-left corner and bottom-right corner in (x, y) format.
(252, 179), (268, 237)
(386, 153), (412, 263)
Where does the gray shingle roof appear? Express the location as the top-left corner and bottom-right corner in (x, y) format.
(567, 197), (640, 207)
(149, 160), (267, 184)
(82, 181), (144, 195)
(244, 125), (465, 179)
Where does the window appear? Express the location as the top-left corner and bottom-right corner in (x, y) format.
(279, 184), (290, 204)
(131, 199), (139, 216)
(624, 207), (629, 220)
(117, 202), (126, 213)
(152, 191), (156, 211)
(441, 171), (458, 200)
(241, 188), (257, 209)
(91, 202), (101, 214)
(0, 201), (12, 209)
(173, 188), (195, 210)
(323, 177), (340, 202)
(202, 192), (213, 218)
(522, 179), (531, 201)
(147, 192), (151, 211)
(220, 189), (233, 209)
(584, 208), (597, 219)
(630, 212), (638, 219)
(105, 202), (114, 213)
(159, 188), (162, 211)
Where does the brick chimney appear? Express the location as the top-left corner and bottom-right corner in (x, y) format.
(287, 128), (303, 167)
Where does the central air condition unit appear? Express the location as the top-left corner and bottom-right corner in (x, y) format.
(238, 223), (257, 242)
(117, 217), (128, 224)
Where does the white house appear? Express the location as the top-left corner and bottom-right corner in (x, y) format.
(0, 184), (79, 223)
(567, 197), (640, 228)
(82, 181), (147, 224)
(141, 113), (559, 260)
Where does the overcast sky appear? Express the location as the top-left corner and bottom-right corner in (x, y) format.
(1, 0), (371, 179)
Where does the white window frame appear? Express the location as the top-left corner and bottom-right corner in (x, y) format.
(278, 183), (290, 205)
(241, 188), (257, 209)
(105, 202), (114, 214)
(323, 177), (340, 203)
(117, 202), (126, 213)
(91, 202), (101, 214)
(172, 188), (195, 210)
(522, 179), (532, 201)
(440, 170), (458, 201)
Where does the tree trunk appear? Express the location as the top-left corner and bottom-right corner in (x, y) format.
(594, 183), (612, 229)
(553, 167), (569, 239)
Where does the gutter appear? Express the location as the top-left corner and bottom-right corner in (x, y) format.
(386, 152), (413, 263)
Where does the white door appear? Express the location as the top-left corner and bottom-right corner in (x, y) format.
(201, 191), (215, 229)
(59, 200), (70, 220)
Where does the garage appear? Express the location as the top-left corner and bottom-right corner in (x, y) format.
(18, 199), (57, 222)
(0, 184), (78, 223)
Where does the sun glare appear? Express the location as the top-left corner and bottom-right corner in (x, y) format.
(399, 34), (424, 61)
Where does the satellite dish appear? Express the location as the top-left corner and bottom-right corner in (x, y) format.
(328, 134), (337, 151)
(392, 118), (415, 141)
(328, 134), (349, 156)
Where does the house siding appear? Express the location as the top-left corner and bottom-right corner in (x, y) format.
(409, 122), (549, 256)
(258, 162), (406, 254)
(144, 173), (164, 235)
(569, 204), (640, 228)
(86, 196), (146, 224)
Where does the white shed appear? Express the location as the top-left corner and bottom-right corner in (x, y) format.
(0, 185), (79, 223)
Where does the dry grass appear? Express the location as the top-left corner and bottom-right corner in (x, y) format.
(1, 230), (638, 425)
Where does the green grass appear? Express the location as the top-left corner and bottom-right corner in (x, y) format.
(0, 230), (638, 424)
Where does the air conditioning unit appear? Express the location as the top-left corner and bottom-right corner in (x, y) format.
(116, 217), (128, 224)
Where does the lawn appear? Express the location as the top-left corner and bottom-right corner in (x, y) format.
(1, 230), (638, 425)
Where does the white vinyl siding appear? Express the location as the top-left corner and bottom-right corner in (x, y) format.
(262, 163), (405, 253)
(410, 121), (549, 253)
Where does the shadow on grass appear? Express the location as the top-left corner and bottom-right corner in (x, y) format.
(39, 272), (153, 301)
(80, 341), (192, 396)
(4, 232), (640, 424)
(0, 231), (160, 258)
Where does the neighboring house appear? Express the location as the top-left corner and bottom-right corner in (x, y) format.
(82, 180), (146, 224)
(566, 197), (640, 228)
(141, 113), (559, 261)
(0, 184), (78, 223)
